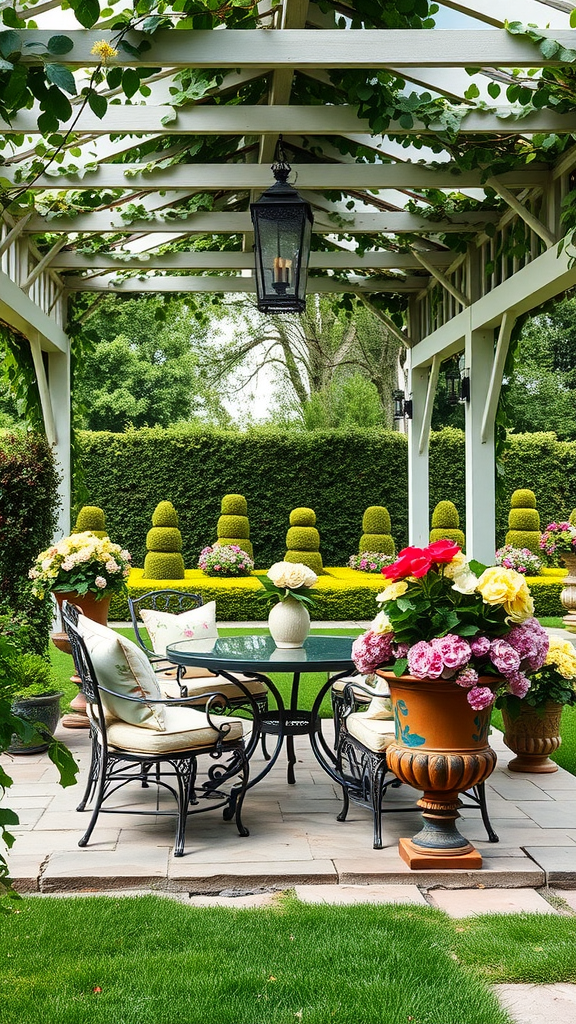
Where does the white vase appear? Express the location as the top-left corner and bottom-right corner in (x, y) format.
(268, 596), (310, 648)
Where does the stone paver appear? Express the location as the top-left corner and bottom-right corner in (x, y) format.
(293, 883), (428, 905)
(429, 887), (557, 917)
(494, 984), (576, 1024)
(524, 847), (576, 884)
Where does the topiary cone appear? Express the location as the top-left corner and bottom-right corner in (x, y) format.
(215, 493), (253, 559)
(73, 505), (108, 540)
(144, 500), (185, 579)
(359, 505), (394, 556)
(430, 500), (465, 550)
(505, 489), (541, 555)
(284, 506), (323, 575)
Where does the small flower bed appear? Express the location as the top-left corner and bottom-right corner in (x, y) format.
(348, 553), (395, 573)
(540, 522), (576, 562)
(495, 545), (542, 575)
(197, 545), (254, 577)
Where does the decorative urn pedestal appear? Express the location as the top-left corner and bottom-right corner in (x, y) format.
(560, 554), (576, 633)
(268, 596), (310, 649)
(379, 671), (497, 870)
(502, 702), (562, 773)
(51, 592), (111, 728)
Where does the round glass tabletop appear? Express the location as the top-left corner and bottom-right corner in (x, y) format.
(166, 634), (356, 673)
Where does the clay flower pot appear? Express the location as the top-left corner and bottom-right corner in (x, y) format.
(52, 592), (111, 728)
(502, 701), (562, 774)
(560, 553), (576, 633)
(378, 670), (497, 870)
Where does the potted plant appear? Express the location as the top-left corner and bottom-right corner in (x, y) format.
(352, 540), (549, 868)
(539, 522), (576, 629)
(497, 636), (576, 773)
(8, 651), (63, 755)
(257, 561), (317, 648)
(29, 530), (132, 622)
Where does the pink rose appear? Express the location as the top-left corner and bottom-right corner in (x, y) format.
(467, 686), (496, 711)
(470, 636), (490, 657)
(431, 634), (471, 671)
(489, 639), (521, 675)
(408, 641), (444, 679)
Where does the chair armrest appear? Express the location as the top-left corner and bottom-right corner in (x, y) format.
(94, 685), (248, 743)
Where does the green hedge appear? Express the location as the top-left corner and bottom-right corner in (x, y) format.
(78, 426), (576, 571)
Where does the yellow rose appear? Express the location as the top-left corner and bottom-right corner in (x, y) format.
(376, 580), (408, 603)
(476, 566), (534, 623)
(371, 610), (393, 635)
(546, 637), (576, 679)
(443, 551), (468, 579)
(504, 591), (535, 624)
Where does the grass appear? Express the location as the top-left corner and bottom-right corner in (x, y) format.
(0, 895), (517, 1024)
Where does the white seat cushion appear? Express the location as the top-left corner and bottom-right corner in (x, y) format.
(140, 602), (218, 677)
(332, 674), (393, 719)
(159, 673), (267, 702)
(77, 614), (165, 730)
(106, 706), (246, 754)
(346, 713), (396, 753)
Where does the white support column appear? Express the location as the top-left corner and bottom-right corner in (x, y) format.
(464, 326), (496, 563)
(407, 357), (431, 547)
(48, 343), (71, 538)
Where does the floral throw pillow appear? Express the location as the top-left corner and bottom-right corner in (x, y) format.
(77, 614), (166, 730)
(140, 602), (218, 663)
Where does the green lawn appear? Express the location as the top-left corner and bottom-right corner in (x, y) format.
(0, 894), (543, 1024)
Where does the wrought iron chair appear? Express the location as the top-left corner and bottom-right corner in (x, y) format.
(334, 678), (499, 850)
(129, 589), (270, 756)
(62, 601), (252, 857)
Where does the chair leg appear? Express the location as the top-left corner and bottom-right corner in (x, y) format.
(233, 753), (250, 839)
(174, 756), (196, 858)
(371, 760), (387, 850)
(76, 731), (99, 811)
(336, 785), (350, 823)
(78, 750), (108, 848)
(261, 732), (270, 760)
(475, 782), (499, 843)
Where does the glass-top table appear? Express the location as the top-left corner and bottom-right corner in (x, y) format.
(166, 634), (356, 786)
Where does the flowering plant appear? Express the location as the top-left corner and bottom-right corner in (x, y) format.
(257, 561), (317, 606)
(497, 636), (576, 716)
(352, 540), (549, 711)
(348, 552), (395, 573)
(29, 532), (131, 600)
(539, 522), (576, 561)
(495, 545), (542, 575)
(198, 544), (254, 577)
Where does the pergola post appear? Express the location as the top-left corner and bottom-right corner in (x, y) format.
(48, 344), (71, 537)
(464, 326), (495, 563)
(407, 360), (430, 547)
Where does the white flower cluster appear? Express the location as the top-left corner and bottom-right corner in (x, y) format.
(267, 561), (318, 590)
(29, 531), (131, 600)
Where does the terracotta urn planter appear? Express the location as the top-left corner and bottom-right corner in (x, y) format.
(502, 701), (562, 773)
(560, 553), (576, 633)
(52, 592), (111, 728)
(378, 670), (497, 870)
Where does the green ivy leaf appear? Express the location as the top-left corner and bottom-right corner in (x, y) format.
(37, 108), (59, 134)
(539, 37), (560, 60)
(2, 8), (20, 27)
(44, 84), (72, 122)
(69, 0), (100, 28)
(88, 90), (107, 118)
(106, 66), (122, 90)
(571, 8), (576, 28)
(47, 34), (74, 55)
(45, 63), (77, 96)
(487, 81), (501, 99)
(122, 67), (140, 99)
(0, 29), (21, 59)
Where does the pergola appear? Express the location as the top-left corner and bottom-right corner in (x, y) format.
(2, 0), (576, 558)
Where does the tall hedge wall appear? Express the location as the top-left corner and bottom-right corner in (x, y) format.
(77, 426), (576, 569)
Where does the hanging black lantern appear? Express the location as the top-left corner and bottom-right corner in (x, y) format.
(250, 136), (313, 314)
(445, 364), (461, 405)
(393, 389), (405, 419)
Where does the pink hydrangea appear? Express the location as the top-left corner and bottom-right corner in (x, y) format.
(95, 576), (107, 589)
(467, 685), (496, 711)
(489, 638), (521, 675)
(431, 634), (471, 671)
(470, 635), (490, 657)
(507, 671), (531, 698)
(352, 629), (395, 675)
(393, 642), (410, 659)
(407, 640), (444, 679)
(506, 618), (549, 672)
(455, 666), (478, 688)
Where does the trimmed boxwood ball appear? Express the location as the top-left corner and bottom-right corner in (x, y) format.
(359, 533), (394, 555)
(73, 505), (107, 539)
(214, 537), (254, 558)
(290, 507), (316, 527)
(430, 500), (465, 549)
(284, 550), (324, 575)
(218, 514), (250, 540)
(362, 506), (391, 534)
(510, 488), (537, 509)
(152, 500), (179, 528)
(430, 527), (466, 546)
(145, 527), (182, 553)
(508, 508), (540, 531)
(143, 552), (186, 579)
(286, 526), (320, 552)
(221, 493), (248, 516)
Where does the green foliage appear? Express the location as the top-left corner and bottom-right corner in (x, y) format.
(508, 508), (540, 531)
(11, 653), (55, 699)
(145, 527), (182, 553)
(73, 505), (107, 538)
(431, 500), (460, 529)
(282, 551), (325, 578)
(214, 537), (254, 558)
(506, 530), (542, 554)
(429, 527), (466, 547)
(286, 526), (320, 552)
(0, 431), (60, 654)
(511, 489), (537, 509)
(221, 494), (248, 516)
(360, 533), (395, 555)
(152, 501), (179, 528)
(570, 509), (576, 527)
(217, 514), (249, 541)
(143, 552), (185, 580)
(290, 507), (316, 527)
(362, 506), (391, 534)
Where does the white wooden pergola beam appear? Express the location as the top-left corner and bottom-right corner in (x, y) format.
(16, 29), (576, 68)
(24, 210), (498, 234)
(3, 104), (576, 136)
(0, 269), (68, 355)
(412, 251), (471, 307)
(52, 250), (455, 271)
(21, 238), (68, 292)
(480, 310), (515, 443)
(0, 211), (34, 256)
(358, 295), (413, 348)
(29, 334), (56, 444)
(418, 354), (441, 455)
(61, 274), (423, 294)
(437, 0), (572, 27)
(486, 176), (556, 248)
(411, 240), (576, 368)
(8, 163), (547, 191)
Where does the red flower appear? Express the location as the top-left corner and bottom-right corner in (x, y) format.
(426, 539), (461, 564)
(383, 546), (433, 580)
